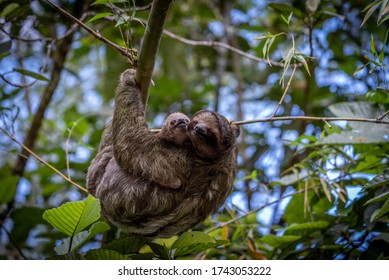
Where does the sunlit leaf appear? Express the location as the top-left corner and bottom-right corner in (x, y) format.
(284, 221), (330, 235)
(172, 231), (219, 257)
(0, 3), (19, 17)
(87, 12), (114, 23)
(260, 235), (301, 248)
(42, 195), (101, 237)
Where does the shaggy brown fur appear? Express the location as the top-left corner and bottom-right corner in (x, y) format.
(86, 69), (240, 238)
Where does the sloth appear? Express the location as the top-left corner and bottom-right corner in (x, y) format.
(86, 69), (240, 238)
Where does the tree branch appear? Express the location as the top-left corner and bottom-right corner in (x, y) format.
(135, 0), (174, 106)
(232, 115), (389, 126)
(45, 0), (128, 57)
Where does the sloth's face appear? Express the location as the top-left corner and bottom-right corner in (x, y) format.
(159, 113), (190, 146)
(188, 110), (234, 160)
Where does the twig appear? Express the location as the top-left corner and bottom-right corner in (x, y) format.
(45, 0), (129, 58)
(0, 224), (28, 260)
(205, 188), (308, 233)
(378, 110), (389, 121)
(161, 28), (286, 67)
(232, 115), (389, 126)
(0, 127), (88, 193)
(270, 63), (298, 117)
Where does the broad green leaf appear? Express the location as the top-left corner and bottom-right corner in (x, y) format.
(365, 168), (389, 189)
(54, 221), (110, 254)
(43, 195), (101, 237)
(87, 12), (114, 23)
(103, 235), (146, 254)
(284, 221), (330, 235)
(0, 176), (18, 204)
(172, 231), (218, 257)
(260, 234), (301, 248)
(46, 252), (85, 260)
(284, 191), (316, 224)
(323, 102), (389, 144)
(85, 249), (128, 260)
(148, 242), (171, 260)
(13, 68), (50, 82)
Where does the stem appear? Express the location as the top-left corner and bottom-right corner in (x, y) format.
(135, 0), (174, 106)
(2, 128), (87, 193)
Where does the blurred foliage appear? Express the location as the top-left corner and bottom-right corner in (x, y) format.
(0, 0), (389, 260)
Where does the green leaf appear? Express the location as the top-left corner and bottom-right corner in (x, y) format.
(370, 34), (377, 56)
(0, 176), (18, 204)
(148, 242), (171, 260)
(87, 12), (114, 23)
(295, 54), (311, 76)
(172, 231), (218, 257)
(361, 2), (381, 27)
(85, 249), (129, 260)
(0, 3), (19, 17)
(365, 191), (389, 205)
(370, 198), (389, 222)
(46, 252), (85, 260)
(353, 63), (368, 75)
(364, 168), (389, 189)
(54, 221), (110, 254)
(103, 235), (146, 254)
(13, 68), (50, 82)
(42, 195), (101, 237)
(284, 221), (329, 235)
(260, 234), (301, 248)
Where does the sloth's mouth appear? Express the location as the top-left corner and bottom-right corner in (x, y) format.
(175, 119), (188, 128)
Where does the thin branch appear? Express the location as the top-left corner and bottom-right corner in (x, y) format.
(45, 0), (129, 58)
(161, 27), (287, 67)
(232, 115), (389, 126)
(0, 224), (28, 260)
(378, 109), (389, 121)
(1, 127), (88, 193)
(205, 188), (309, 234)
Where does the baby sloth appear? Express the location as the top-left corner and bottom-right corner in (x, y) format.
(87, 69), (240, 238)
